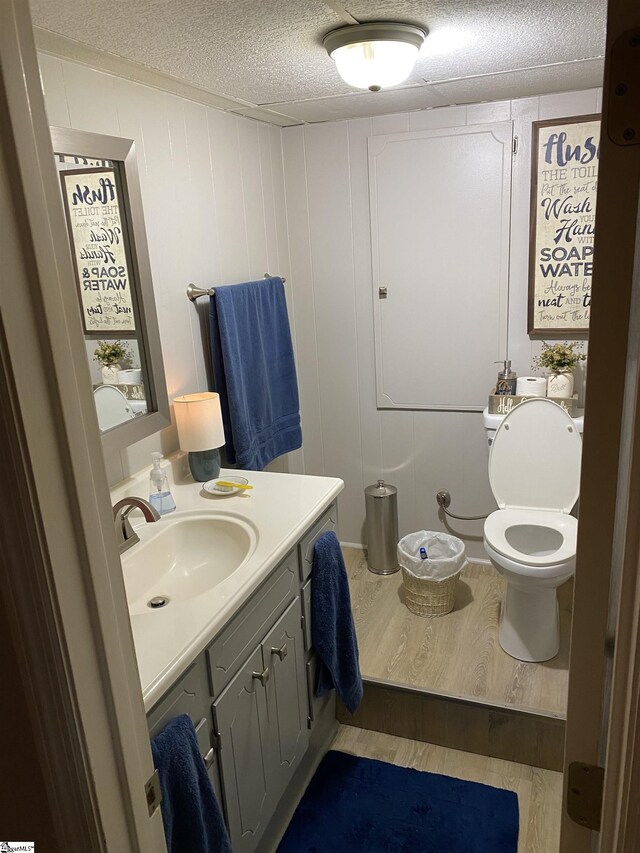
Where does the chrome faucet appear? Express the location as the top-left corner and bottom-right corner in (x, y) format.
(113, 496), (161, 554)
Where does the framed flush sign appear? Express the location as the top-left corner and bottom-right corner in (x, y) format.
(60, 167), (136, 335)
(528, 114), (600, 336)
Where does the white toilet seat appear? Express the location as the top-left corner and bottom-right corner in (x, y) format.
(489, 398), (582, 513)
(94, 384), (134, 431)
(484, 508), (577, 568)
(482, 399), (582, 661)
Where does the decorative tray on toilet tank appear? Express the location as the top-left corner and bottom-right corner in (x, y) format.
(487, 389), (578, 416)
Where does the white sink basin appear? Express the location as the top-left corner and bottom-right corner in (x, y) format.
(122, 511), (257, 615)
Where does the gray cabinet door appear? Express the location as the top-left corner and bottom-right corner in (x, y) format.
(261, 596), (309, 796)
(213, 645), (270, 853)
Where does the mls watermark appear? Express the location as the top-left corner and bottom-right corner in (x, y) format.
(0, 844), (35, 852)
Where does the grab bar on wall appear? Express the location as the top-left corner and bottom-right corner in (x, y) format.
(436, 490), (491, 521)
(187, 273), (286, 302)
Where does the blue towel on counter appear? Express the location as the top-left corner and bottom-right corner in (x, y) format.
(151, 714), (232, 853)
(209, 277), (302, 471)
(311, 531), (363, 714)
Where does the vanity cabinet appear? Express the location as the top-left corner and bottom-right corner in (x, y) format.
(299, 504), (337, 726)
(298, 503), (338, 581)
(261, 598), (309, 790)
(146, 655), (224, 807)
(213, 646), (270, 852)
(206, 549), (299, 696)
(146, 500), (338, 853)
(213, 597), (308, 852)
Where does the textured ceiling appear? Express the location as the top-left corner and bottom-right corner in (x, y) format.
(29, 0), (606, 123)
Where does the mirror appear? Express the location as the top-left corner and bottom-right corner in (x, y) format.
(50, 127), (170, 453)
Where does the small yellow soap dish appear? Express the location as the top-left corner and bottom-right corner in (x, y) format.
(203, 475), (250, 496)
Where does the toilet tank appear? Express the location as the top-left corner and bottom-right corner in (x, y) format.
(482, 406), (584, 450)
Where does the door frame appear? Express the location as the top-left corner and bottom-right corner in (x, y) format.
(561, 0), (640, 850)
(4, 0), (640, 849)
(0, 0), (165, 848)
(598, 203), (640, 849)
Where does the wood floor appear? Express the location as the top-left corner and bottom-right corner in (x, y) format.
(344, 547), (571, 716)
(332, 726), (562, 853)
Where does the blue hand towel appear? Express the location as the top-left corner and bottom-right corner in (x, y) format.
(311, 531), (363, 714)
(209, 277), (302, 471)
(151, 714), (232, 853)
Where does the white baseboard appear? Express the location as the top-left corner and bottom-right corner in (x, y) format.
(340, 541), (365, 550)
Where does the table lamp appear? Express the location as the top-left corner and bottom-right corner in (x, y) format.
(173, 392), (225, 482)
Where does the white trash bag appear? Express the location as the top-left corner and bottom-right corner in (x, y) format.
(397, 531), (467, 582)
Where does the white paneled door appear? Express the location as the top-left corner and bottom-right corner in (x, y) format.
(369, 121), (513, 411)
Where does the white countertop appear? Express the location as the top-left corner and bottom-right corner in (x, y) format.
(111, 454), (343, 711)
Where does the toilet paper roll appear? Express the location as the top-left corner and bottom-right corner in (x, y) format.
(516, 376), (546, 397)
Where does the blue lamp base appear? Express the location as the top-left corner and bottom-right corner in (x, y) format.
(188, 448), (221, 482)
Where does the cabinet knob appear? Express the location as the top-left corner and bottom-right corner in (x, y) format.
(271, 643), (288, 661)
(252, 667), (270, 686)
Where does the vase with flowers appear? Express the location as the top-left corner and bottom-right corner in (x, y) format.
(532, 341), (586, 398)
(94, 340), (133, 384)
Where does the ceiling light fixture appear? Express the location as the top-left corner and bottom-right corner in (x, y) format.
(323, 22), (427, 92)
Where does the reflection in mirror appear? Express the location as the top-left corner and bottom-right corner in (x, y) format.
(50, 128), (169, 453)
(55, 153), (149, 431)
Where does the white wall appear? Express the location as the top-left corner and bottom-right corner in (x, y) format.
(38, 54), (298, 485)
(282, 88), (601, 557)
(38, 55), (601, 555)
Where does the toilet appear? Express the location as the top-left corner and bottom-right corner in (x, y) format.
(94, 384), (135, 431)
(483, 397), (582, 662)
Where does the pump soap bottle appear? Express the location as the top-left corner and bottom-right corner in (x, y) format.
(495, 360), (517, 396)
(149, 452), (176, 515)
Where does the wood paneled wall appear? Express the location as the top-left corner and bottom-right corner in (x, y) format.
(38, 54), (299, 485)
(282, 89), (601, 556)
(38, 54), (601, 551)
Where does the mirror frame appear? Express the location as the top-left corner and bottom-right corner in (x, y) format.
(50, 126), (170, 454)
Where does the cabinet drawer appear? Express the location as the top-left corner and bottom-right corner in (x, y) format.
(301, 578), (312, 651)
(298, 503), (338, 582)
(147, 655), (210, 739)
(207, 550), (298, 696)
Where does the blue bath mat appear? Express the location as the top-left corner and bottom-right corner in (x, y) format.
(278, 750), (519, 852)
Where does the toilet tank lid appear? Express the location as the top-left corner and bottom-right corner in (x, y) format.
(489, 398), (582, 512)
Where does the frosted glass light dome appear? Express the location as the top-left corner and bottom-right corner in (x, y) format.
(324, 23), (427, 92)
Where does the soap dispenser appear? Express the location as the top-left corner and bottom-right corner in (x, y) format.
(149, 452), (176, 515)
(495, 360), (517, 396)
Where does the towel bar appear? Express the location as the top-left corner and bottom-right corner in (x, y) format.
(187, 273), (286, 302)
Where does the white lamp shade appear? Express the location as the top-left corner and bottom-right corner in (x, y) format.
(173, 392), (225, 451)
(331, 40), (420, 90)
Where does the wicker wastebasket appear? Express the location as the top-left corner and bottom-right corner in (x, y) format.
(398, 531), (467, 618)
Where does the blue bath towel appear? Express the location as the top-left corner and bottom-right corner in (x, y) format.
(311, 531), (363, 713)
(151, 714), (232, 853)
(209, 277), (302, 470)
